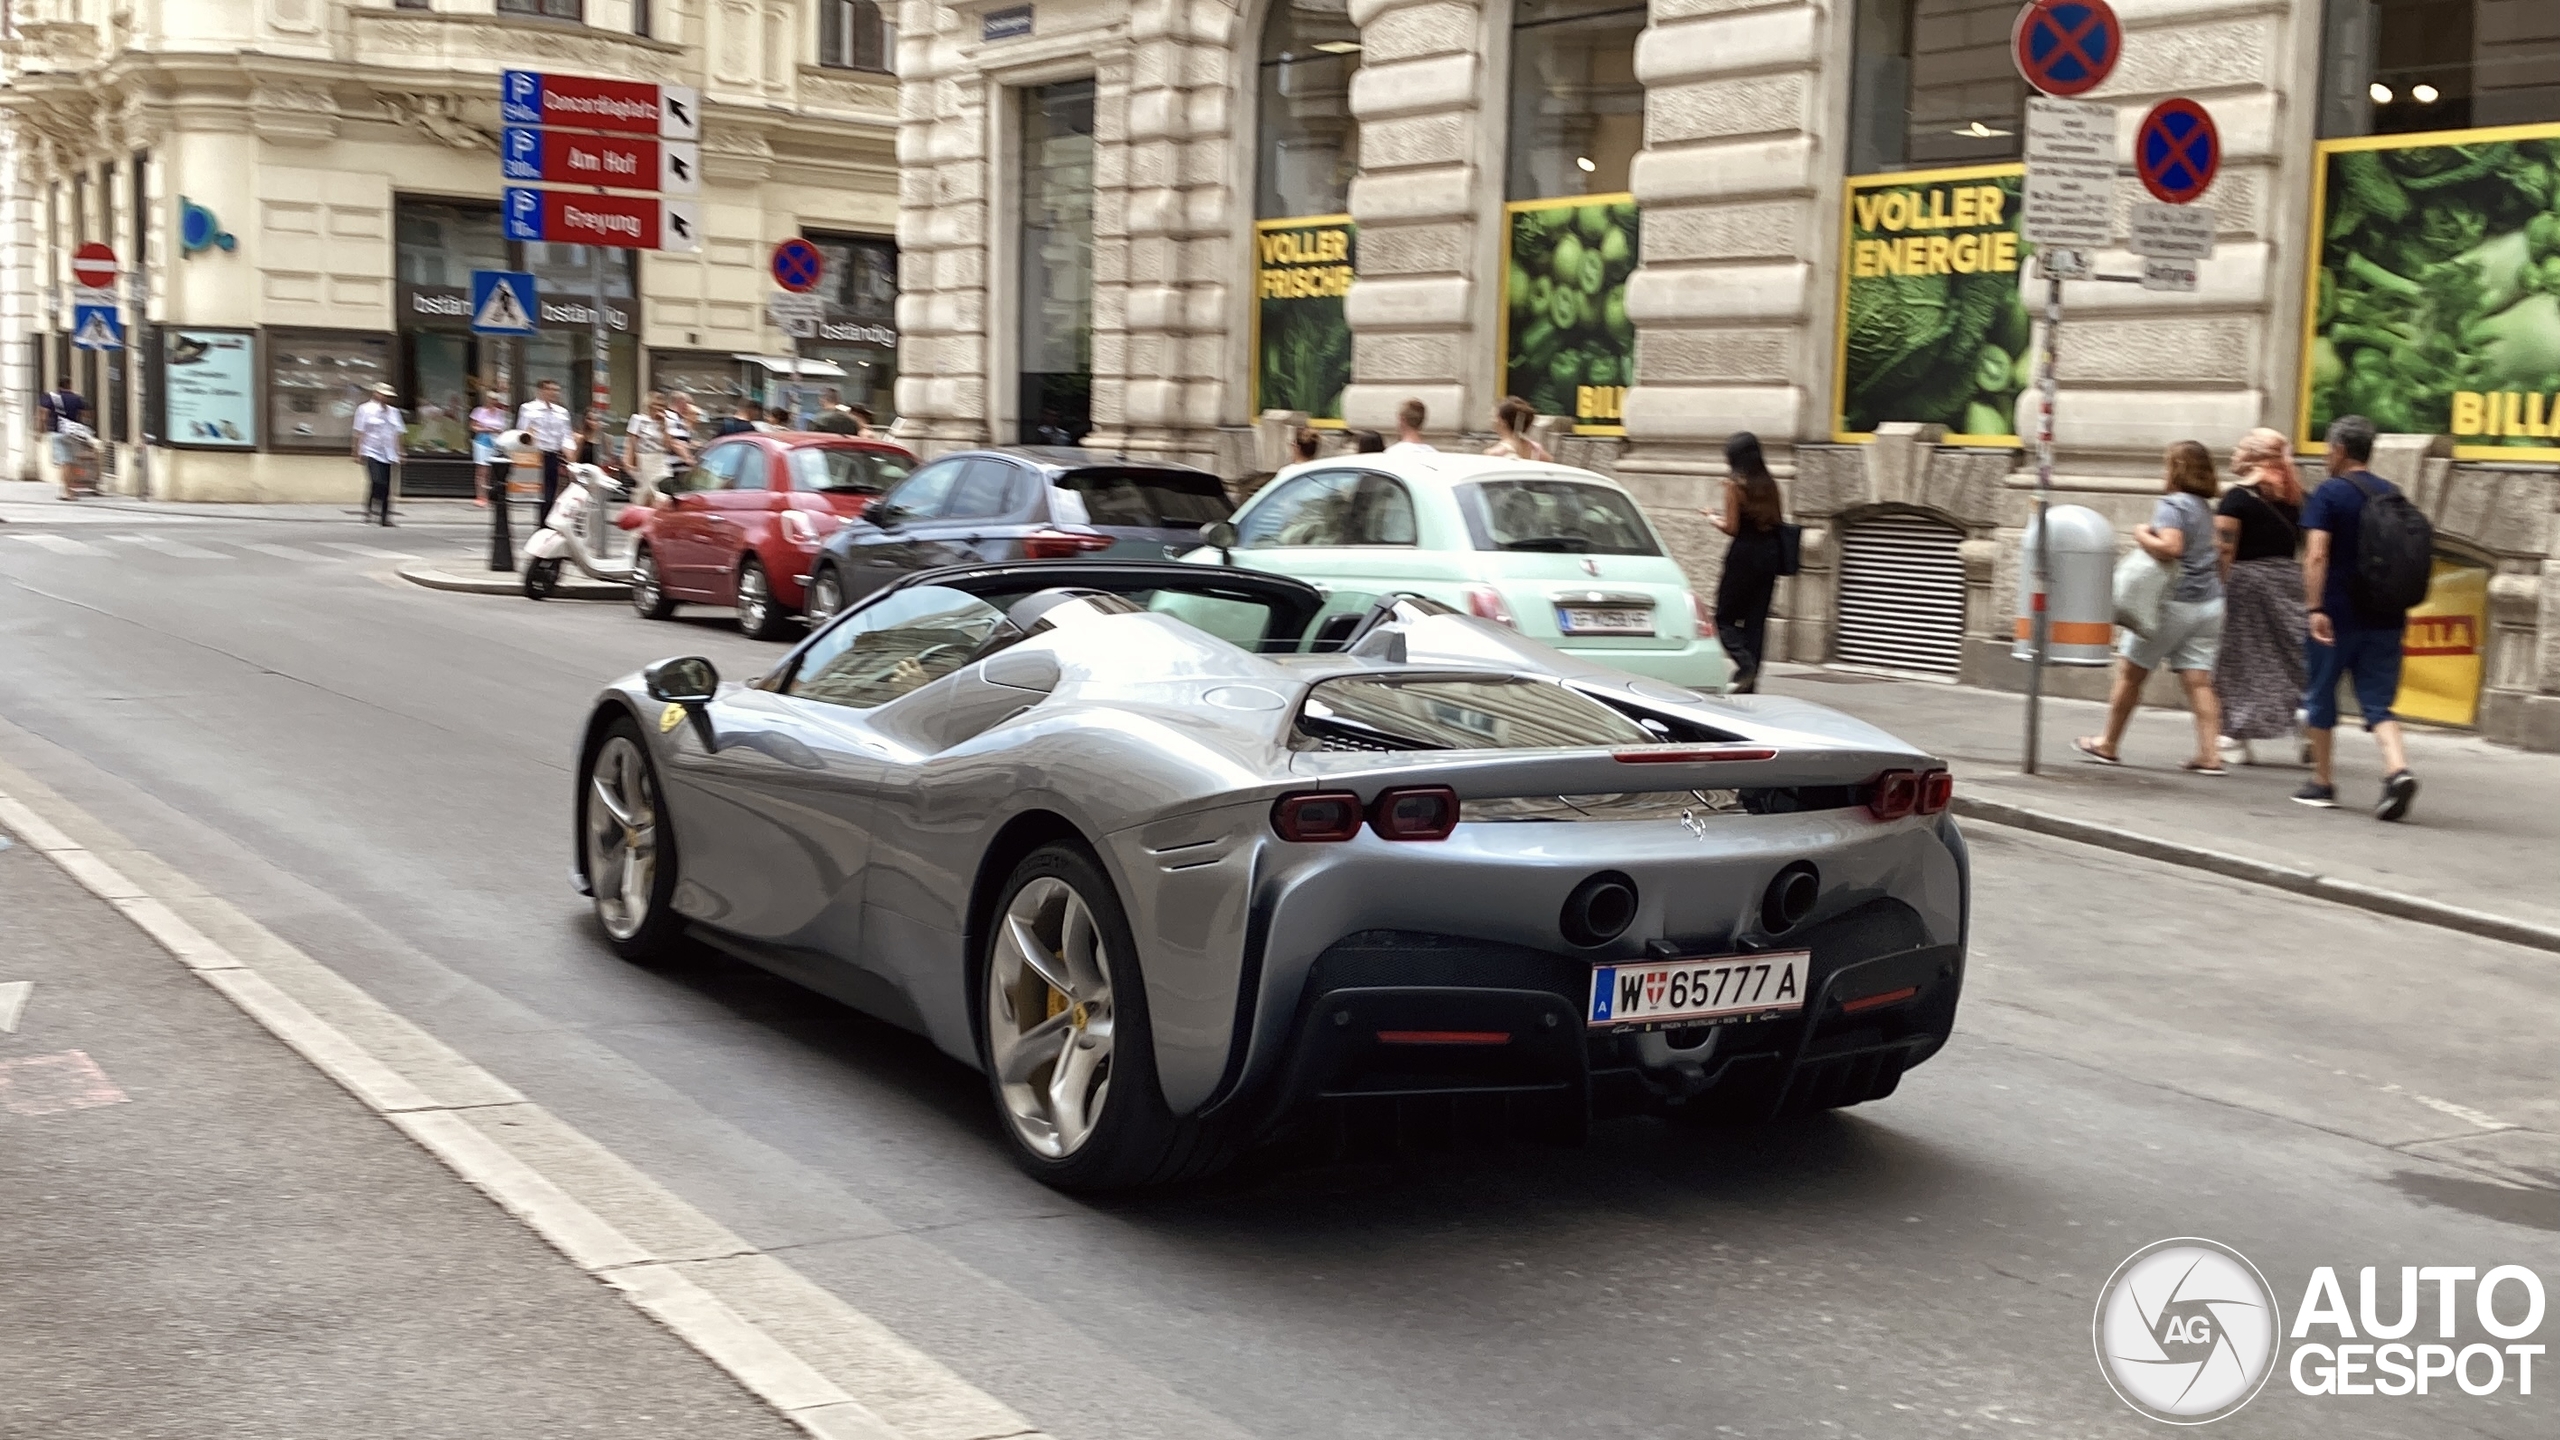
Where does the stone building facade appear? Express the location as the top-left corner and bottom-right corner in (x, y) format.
(3, 0), (902, 500)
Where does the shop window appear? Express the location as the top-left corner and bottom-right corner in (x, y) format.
(396, 199), (509, 289)
(1506, 0), (1643, 200)
(2320, 0), (2560, 137)
(498, 0), (583, 20)
(1257, 0), (1360, 220)
(805, 232), (900, 426)
(268, 329), (396, 454)
(820, 0), (894, 72)
(1018, 79), (1095, 446)
(1847, 0), (2030, 175)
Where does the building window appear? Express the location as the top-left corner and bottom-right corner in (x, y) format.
(396, 200), (510, 288)
(633, 0), (651, 37)
(394, 0), (432, 11)
(497, 0), (583, 21)
(1847, 0), (2029, 175)
(2319, 0), (2560, 137)
(820, 0), (893, 72)
(1256, 0), (1360, 219)
(1506, 0), (1644, 199)
(1017, 79), (1095, 445)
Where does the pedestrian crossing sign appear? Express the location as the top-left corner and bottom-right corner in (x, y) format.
(71, 304), (123, 351)
(470, 270), (539, 336)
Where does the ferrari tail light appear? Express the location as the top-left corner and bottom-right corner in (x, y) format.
(1370, 785), (1458, 840)
(1272, 791), (1363, 842)
(1463, 586), (1516, 629)
(1688, 591), (1715, 638)
(1917, 769), (1954, 814)
(1023, 529), (1115, 559)
(1868, 769), (1920, 820)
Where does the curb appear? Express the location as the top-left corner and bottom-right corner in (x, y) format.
(396, 559), (622, 600)
(1953, 795), (2560, 955)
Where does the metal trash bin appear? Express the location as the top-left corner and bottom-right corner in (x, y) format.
(2014, 504), (2115, 666)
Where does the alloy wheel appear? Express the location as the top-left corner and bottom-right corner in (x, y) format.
(632, 551), (661, 615)
(808, 569), (842, 625)
(584, 736), (659, 941)
(986, 875), (1116, 1158)
(739, 562), (771, 634)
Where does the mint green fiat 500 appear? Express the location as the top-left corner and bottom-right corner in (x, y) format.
(1196, 452), (1730, 691)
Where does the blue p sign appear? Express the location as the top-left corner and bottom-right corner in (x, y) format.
(501, 70), (543, 124)
(503, 128), (541, 180)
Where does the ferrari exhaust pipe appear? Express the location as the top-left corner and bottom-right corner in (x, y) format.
(1560, 871), (1638, 948)
(1762, 862), (1820, 934)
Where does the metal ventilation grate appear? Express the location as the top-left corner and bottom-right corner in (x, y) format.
(1835, 513), (1967, 674)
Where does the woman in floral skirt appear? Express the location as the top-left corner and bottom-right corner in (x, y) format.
(2212, 428), (2308, 765)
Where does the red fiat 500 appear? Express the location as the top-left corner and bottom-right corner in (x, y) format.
(629, 433), (915, 639)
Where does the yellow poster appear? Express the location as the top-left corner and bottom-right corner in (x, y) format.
(2394, 558), (2489, 727)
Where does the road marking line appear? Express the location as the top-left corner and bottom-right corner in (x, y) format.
(0, 1049), (129, 1115)
(240, 541), (333, 561)
(8, 533), (103, 556)
(320, 542), (418, 560)
(0, 771), (1052, 1440)
(2410, 1094), (2515, 1132)
(111, 533), (233, 560)
(0, 981), (29, 1033)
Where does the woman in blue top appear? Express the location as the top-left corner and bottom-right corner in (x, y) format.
(2076, 440), (2228, 773)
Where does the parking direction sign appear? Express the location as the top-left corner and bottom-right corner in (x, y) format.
(470, 270), (540, 335)
(504, 188), (701, 251)
(770, 237), (826, 294)
(501, 128), (699, 193)
(500, 71), (700, 140)
(2135, 98), (2219, 204)
(2012, 0), (2120, 98)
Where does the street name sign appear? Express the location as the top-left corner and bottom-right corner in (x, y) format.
(2134, 98), (2219, 205)
(500, 70), (699, 140)
(2012, 0), (2120, 97)
(503, 128), (700, 194)
(504, 187), (702, 252)
(2140, 257), (2199, 292)
(2022, 96), (2116, 247)
(469, 270), (540, 335)
(2128, 200), (2215, 259)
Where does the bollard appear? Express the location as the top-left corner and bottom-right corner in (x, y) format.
(2014, 504), (2115, 666)
(488, 461), (515, 572)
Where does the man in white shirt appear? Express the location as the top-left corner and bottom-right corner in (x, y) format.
(350, 382), (405, 527)
(515, 379), (575, 517)
(1386, 397), (1436, 454)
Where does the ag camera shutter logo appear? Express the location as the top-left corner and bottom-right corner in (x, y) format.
(2094, 1238), (2281, 1424)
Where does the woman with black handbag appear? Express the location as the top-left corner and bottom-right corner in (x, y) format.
(1705, 432), (1793, 693)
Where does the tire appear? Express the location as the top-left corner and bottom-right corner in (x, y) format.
(522, 557), (560, 600)
(580, 717), (686, 963)
(736, 557), (790, 641)
(976, 842), (1234, 1190)
(804, 564), (846, 627)
(631, 545), (677, 620)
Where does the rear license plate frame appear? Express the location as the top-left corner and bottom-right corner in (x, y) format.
(1587, 950), (1809, 1032)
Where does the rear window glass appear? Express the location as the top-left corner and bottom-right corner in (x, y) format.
(1291, 675), (1653, 753)
(1456, 480), (1662, 556)
(789, 447), (912, 494)
(1051, 468), (1233, 528)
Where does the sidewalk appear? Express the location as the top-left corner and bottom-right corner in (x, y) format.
(0, 836), (796, 1439)
(0, 478), (489, 527)
(1763, 664), (2560, 938)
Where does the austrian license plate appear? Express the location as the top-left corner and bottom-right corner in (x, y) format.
(1587, 950), (1809, 1031)
(1557, 605), (1654, 636)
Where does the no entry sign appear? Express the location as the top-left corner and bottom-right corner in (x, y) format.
(71, 243), (119, 290)
(2135, 98), (2220, 204)
(2012, 0), (2121, 98)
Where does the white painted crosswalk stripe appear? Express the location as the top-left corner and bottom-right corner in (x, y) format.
(317, 541), (418, 560)
(8, 533), (103, 556)
(109, 533), (233, 560)
(239, 542), (334, 561)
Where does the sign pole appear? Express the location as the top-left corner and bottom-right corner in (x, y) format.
(589, 238), (610, 432)
(2025, 269), (2061, 776)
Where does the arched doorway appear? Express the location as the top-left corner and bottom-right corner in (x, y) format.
(1835, 510), (1967, 673)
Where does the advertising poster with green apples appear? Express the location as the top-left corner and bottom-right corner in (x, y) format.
(1503, 196), (1637, 434)
(1252, 215), (1356, 425)
(1832, 163), (2032, 445)
(2300, 122), (2560, 463)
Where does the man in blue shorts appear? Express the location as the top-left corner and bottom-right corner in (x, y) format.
(2296, 415), (2417, 820)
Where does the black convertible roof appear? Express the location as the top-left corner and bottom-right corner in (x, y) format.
(886, 558), (1324, 609)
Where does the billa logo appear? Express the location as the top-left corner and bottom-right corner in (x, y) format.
(2403, 613), (2477, 659)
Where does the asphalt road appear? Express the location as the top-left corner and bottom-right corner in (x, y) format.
(2, 507), (2552, 1440)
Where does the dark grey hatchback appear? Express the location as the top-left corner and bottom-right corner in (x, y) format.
(799, 446), (1235, 623)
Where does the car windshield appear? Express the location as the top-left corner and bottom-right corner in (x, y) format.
(1049, 468), (1233, 528)
(1455, 480), (1662, 555)
(790, 586), (1019, 709)
(789, 447), (911, 494)
(1290, 675), (1654, 752)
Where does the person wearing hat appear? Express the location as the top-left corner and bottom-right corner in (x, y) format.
(351, 381), (405, 527)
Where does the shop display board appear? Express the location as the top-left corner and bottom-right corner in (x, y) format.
(1500, 195), (1637, 435)
(267, 329), (395, 453)
(1251, 214), (1356, 425)
(160, 328), (258, 449)
(1833, 164), (2034, 446)
(2395, 556), (2491, 728)
(2300, 121), (2560, 463)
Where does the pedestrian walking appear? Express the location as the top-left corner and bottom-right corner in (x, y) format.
(1484, 397), (1553, 462)
(1705, 432), (1786, 693)
(2076, 440), (2226, 772)
(809, 388), (863, 435)
(39, 377), (89, 499)
(711, 399), (759, 439)
(351, 382), (404, 527)
(1352, 429), (1386, 454)
(622, 391), (680, 502)
(2296, 415), (2422, 819)
(1387, 398), (1435, 454)
(515, 379), (575, 519)
(2212, 427), (2307, 765)
(467, 391), (509, 508)
(574, 407), (613, 469)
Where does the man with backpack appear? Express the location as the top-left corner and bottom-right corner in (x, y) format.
(2296, 414), (2433, 819)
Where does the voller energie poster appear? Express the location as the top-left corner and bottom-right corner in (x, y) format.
(2300, 122), (2560, 463)
(1833, 164), (2033, 445)
(1252, 215), (1355, 425)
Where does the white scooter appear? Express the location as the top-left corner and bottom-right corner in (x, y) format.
(515, 438), (638, 599)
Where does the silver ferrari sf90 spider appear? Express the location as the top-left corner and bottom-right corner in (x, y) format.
(573, 560), (1969, 1189)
